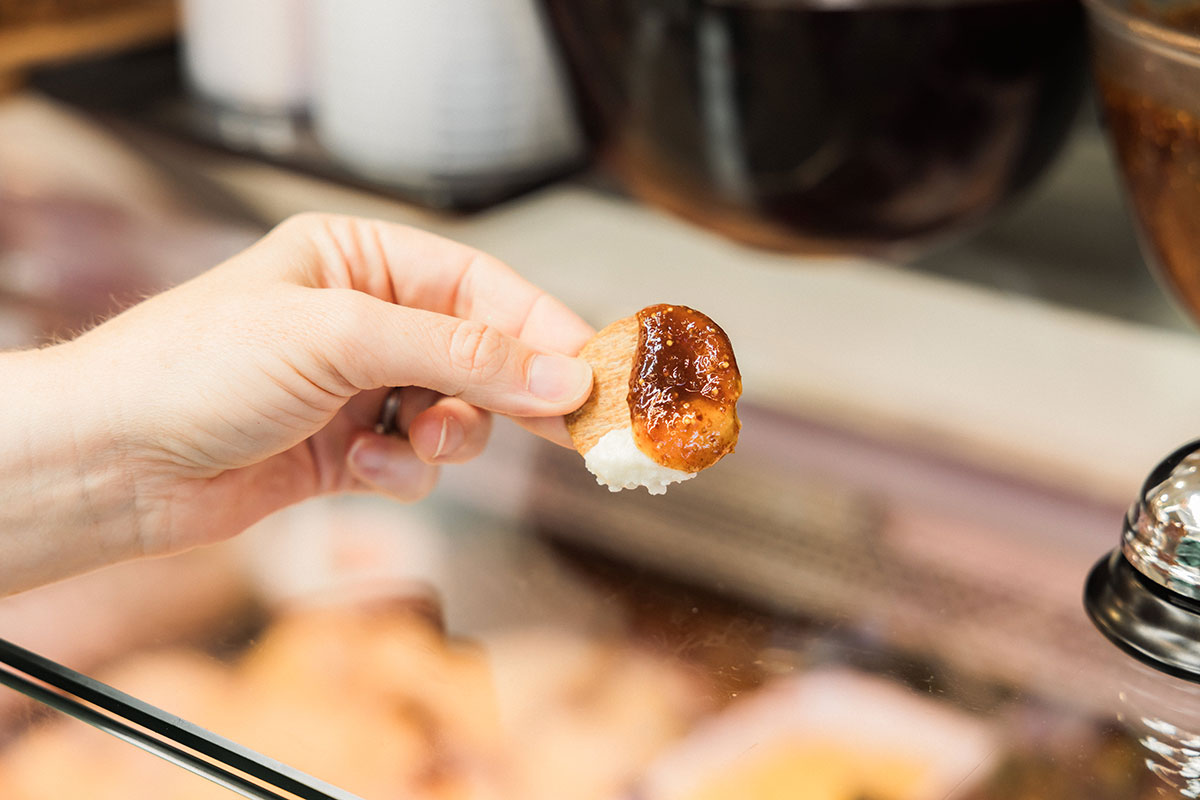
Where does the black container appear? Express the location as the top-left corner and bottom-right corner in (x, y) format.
(544, 0), (1088, 256)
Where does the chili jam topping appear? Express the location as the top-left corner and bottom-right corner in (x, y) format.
(629, 304), (741, 472)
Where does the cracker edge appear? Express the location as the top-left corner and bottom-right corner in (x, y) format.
(565, 316), (638, 456)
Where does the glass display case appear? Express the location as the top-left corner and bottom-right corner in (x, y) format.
(5, 34), (1200, 799)
(0, 400), (1189, 800)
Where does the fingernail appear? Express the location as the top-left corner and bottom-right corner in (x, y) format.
(349, 437), (425, 483)
(433, 416), (463, 460)
(528, 354), (592, 403)
(348, 438), (384, 473)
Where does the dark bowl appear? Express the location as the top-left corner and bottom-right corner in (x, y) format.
(544, 0), (1088, 258)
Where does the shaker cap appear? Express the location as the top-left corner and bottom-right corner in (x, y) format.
(1086, 439), (1200, 682)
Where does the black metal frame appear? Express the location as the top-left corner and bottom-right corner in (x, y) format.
(0, 638), (365, 800)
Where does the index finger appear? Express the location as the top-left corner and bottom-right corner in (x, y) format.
(283, 213), (596, 356)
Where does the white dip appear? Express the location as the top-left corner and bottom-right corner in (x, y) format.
(583, 428), (695, 495)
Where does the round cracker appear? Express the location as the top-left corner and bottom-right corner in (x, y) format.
(565, 316), (638, 456)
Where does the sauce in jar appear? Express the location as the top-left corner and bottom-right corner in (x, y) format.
(629, 304), (741, 472)
(1098, 35), (1200, 319)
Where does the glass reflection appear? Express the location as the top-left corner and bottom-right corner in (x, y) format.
(0, 422), (1186, 800)
(1137, 718), (1200, 798)
(1116, 665), (1200, 800)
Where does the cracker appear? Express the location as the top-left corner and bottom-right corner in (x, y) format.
(565, 315), (638, 455)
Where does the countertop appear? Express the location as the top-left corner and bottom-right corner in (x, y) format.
(3, 91), (1199, 506)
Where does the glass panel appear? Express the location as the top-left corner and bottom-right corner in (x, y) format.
(0, 404), (1180, 799)
(0, 87), (1189, 800)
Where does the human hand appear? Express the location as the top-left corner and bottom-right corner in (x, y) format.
(1, 214), (593, 592)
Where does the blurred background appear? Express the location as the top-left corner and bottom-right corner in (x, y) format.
(6, 1), (1200, 798)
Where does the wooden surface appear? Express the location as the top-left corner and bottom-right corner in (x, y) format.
(566, 315), (638, 456)
(0, 1), (176, 86)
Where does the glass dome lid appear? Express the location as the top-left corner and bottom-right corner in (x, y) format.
(1086, 439), (1200, 682)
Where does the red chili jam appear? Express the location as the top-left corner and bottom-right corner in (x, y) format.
(629, 304), (741, 472)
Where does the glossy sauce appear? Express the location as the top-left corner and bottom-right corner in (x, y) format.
(629, 304), (741, 472)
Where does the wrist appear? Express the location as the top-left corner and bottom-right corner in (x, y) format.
(0, 344), (142, 593)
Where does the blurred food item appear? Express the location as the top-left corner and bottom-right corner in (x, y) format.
(637, 670), (997, 800)
(544, 0), (1086, 256)
(960, 725), (1159, 800)
(567, 305), (741, 494)
(486, 628), (715, 800)
(0, 607), (711, 800)
(0, 544), (255, 743)
(308, 0), (583, 207)
(680, 743), (926, 800)
(0, 608), (499, 800)
(238, 498), (447, 612)
(1088, 0), (1200, 320)
(231, 610), (500, 799)
(0, 0), (175, 89)
(0, 650), (235, 800)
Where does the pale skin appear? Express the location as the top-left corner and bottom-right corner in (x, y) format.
(0, 214), (596, 595)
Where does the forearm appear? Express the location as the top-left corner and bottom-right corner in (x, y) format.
(0, 345), (141, 594)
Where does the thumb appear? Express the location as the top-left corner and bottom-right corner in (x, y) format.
(312, 290), (594, 416)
